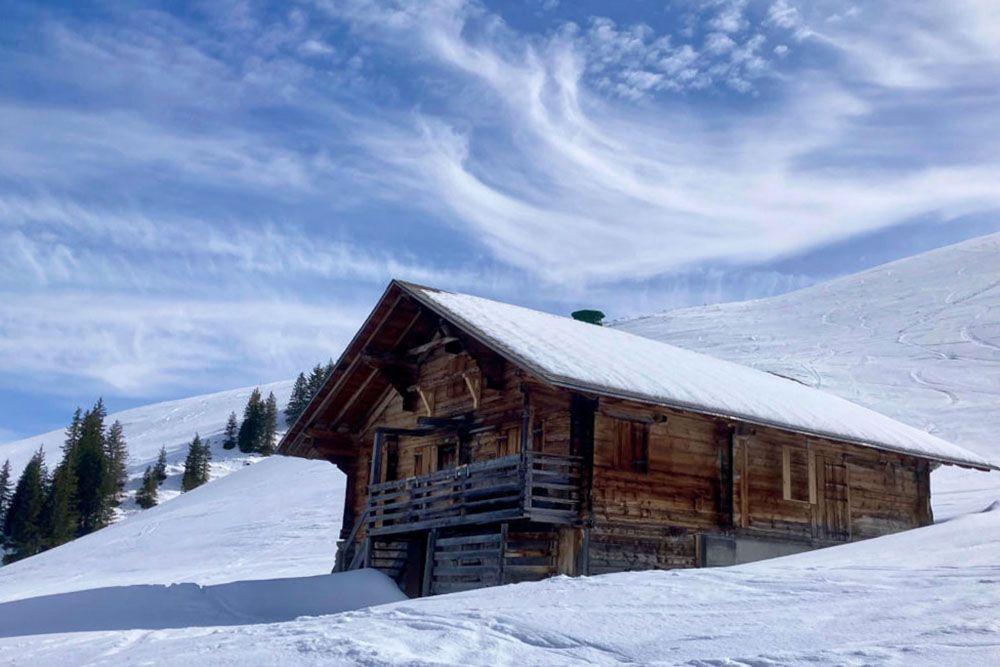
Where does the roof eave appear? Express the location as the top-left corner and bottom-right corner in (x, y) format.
(398, 282), (997, 473)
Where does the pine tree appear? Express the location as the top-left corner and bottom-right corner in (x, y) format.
(283, 373), (309, 425)
(261, 392), (278, 456)
(104, 420), (129, 503)
(0, 459), (12, 544)
(135, 467), (158, 509)
(222, 412), (239, 450)
(237, 388), (264, 454)
(306, 364), (327, 398)
(199, 436), (212, 484)
(63, 408), (83, 457)
(153, 446), (168, 483)
(181, 434), (211, 492)
(74, 400), (113, 534)
(44, 454), (79, 548)
(3, 449), (48, 563)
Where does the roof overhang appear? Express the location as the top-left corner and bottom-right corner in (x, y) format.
(280, 280), (997, 472)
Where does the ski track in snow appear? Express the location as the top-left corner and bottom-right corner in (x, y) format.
(2, 234), (1000, 664)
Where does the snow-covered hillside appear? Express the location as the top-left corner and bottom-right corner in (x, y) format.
(0, 457), (346, 603)
(0, 380), (294, 513)
(6, 505), (1000, 665)
(1, 235), (1000, 665)
(616, 232), (1000, 455)
(617, 232), (1000, 518)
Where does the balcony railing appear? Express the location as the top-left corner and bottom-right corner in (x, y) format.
(364, 451), (582, 536)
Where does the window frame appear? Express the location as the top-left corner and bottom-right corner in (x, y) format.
(782, 445), (817, 504)
(614, 418), (650, 474)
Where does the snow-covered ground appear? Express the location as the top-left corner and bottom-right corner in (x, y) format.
(1, 234), (999, 665)
(0, 457), (346, 602)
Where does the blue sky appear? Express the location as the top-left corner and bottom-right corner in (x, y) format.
(2, 0), (1000, 441)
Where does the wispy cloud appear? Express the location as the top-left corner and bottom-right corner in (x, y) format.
(1, 0), (999, 423)
(317, 0), (1000, 284)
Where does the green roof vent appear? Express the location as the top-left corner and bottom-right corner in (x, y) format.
(571, 309), (605, 326)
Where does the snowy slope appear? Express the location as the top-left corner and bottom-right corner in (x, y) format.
(2, 501), (999, 665)
(617, 232), (1000, 518)
(0, 457), (346, 603)
(0, 380), (294, 512)
(0, 456), (406, 646)
(615, 232), (1000, 458)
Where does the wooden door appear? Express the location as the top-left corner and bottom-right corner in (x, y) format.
(822, 462), (850, 541)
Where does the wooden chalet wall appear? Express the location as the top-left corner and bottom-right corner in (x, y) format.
(586, 396), (933, 573)
(343, 354), (934, 577)
(589, 398), (726, 573)
(345, 347), (576, 545)
(732, 425), (933, 544)
(293, 285), (938, 590)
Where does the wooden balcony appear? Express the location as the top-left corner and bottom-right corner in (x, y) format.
(365, 452), (582, 536)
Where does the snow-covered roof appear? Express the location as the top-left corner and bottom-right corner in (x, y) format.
(403, 283), (995, 471)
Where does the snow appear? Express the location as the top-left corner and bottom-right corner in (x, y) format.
(3, 508), (1000, 665)
(0, 379), (293, 515)
(412, 285), (993, 469)
(614, 231), (1000, 518)
(0, 457), (345, 602)
(1, 235), (1000, 665)
(0, 569), (404, 638)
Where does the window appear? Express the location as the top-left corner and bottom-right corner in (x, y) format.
(782, 446), (816, 503)
(413, 451), (425, 477)
(497, 426), (521, 458)
(384, 436), (399, 482)
(614, 419), (649, 473)
(458, 437), (472, 465)
(437, 441), (458, 470)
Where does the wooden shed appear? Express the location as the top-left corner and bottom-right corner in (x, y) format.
(278, 280), (994, 596)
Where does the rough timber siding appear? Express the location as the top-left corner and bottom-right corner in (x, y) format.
(733, 425), (932, 544)
(586, 397), (933, 573)
(586, 399), (724, 571)
(592, 398), (725, 532)
(349, 351), (574, 546)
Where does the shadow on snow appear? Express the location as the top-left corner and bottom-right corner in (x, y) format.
(0, 569), (405, 637)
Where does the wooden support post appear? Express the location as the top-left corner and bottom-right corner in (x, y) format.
(580, 526), (591, 576)
(808, 447), (818, 540)
(917, 459), (933, 526)
(498, 522), (509, 586)
(520, 384), (532, 452)
(719, 426), (735, 529)
(369, 431), (384, 486)
(363, 536), (373, 569)
(739, 436), (750, 529)
(421, 528), (438, 597)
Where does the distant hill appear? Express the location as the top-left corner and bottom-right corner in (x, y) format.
(0, 379), (294, 514)
(615, 232), (1000, 517)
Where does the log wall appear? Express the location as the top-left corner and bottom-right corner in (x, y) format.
(340, 345), (934, 582)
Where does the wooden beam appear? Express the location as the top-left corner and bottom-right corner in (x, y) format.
(362, 347), (420, 411)
(462, 372), (481, 409)
(453, 332), (505, 389)
(416, 386), (433, 417)
(407, 336), (458, 357)
(719, 425), (734, 529)
(422, 528), (438, 597)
